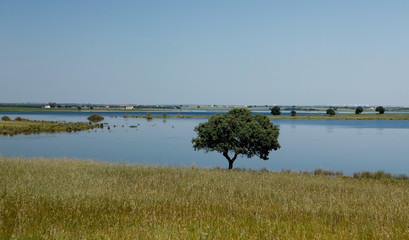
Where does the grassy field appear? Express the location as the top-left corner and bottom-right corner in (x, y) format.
(0, 118), (101, 136)
(1, 156), (409, 239)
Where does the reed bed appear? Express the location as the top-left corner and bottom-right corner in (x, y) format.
(1, 156), (409, 239)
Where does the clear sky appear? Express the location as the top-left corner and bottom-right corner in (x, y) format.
(1, 1), (409, 106)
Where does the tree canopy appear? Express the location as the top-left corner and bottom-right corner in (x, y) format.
(270, 106), (281, 115)
(192, 108), (280, 169)
(355, 106), (364, 114)
(376, 106), (385, 114)
(326, 108), (335, 116)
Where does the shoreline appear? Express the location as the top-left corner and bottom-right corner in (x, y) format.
(2, 107), (409, 120)
(1, 155), (408, 178)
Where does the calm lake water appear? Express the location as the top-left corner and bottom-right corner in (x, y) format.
(1, 111), (409, 175)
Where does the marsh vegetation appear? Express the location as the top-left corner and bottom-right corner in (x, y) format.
(0, 117), (102, 136)
(87, 114), (104, 123)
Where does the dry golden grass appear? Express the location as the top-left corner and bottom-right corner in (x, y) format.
(1, 156), (409, 239)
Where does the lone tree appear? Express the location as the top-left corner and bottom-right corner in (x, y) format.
(376, 106), (385, 114)
(192, 108), (280, 169)
(326, 108), (335, 116)
(291, 110), (296, 116)
(355, 106), (364, 114)
(271, 106), (281, 115)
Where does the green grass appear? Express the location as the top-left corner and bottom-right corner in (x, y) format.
(1, 156), (409, 239)
(0, 119), (101, 136)
(0, 107), (46, 111)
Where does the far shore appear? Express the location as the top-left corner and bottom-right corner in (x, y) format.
(2, 107), (409, 120)
(125, 113), (409, 120)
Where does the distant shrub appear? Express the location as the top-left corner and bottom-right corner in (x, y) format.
(87, 114), (104, 123)
(14, 117), (28, 121)
(291, 110), (296, 116)
(146, 113), (153, 119)
(162, 112), (167, 118)
(326, 108), (335, 116)
(355, 106), (364, 114)
(1, 116), (11, 121)
(376, 106), (385, 114)
(270, 106), (281, 115)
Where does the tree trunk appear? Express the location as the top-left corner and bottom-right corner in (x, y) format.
(223, 152), (238, 170)
(228, 160), (234, 170)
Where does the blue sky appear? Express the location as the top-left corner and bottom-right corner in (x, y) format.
(1, 1), (409, 105)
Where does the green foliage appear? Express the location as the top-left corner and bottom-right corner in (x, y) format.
(192, 108), (280, 169)
(355, 106), (364, 114)
(1, 116), (11, 121)
(87, 114), (104, 123)
(270, 106), (281, 115)
(146, 113), (153, 119)
(376, 106), (385, 114)
(290, 110), (296, 116)
(326, 108), (335, 116)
